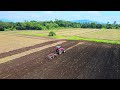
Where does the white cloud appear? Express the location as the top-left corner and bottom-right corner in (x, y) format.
(86, 11), (101, 16)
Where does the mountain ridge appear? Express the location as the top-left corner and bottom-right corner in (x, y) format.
(71, 19), (105, 24)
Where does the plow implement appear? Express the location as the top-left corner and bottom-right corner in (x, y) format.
(47, 53), (58, 59)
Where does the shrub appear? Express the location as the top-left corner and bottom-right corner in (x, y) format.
(5, 27), (16, 31)
(0, 27), (5, 31)
(48, 31), (56, 36)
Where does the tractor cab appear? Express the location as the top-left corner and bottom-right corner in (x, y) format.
(55, 45), (65, 55)
(56, 46), (61, 49)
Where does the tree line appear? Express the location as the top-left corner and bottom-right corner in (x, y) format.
(0, 19), (119, 31)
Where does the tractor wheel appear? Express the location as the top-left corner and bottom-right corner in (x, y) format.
(58, 50), (62, 55)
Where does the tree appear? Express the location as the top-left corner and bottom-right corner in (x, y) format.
(105, 22), (112, 29)
(81, 23), (89, 28)
(90, 23), (96, 28)
(0, 26), (4, 31)
(112, 21), (117, 29)
(107, 22), (109, 24)
(106, 24), (112, 29)
(96, 24), (102, 29)
(115, 24), (119, 29)
(113, 21), (117, 25)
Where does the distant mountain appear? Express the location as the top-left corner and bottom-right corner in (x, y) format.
(0, 18), (12, 22)
(71, 19), (105, 24)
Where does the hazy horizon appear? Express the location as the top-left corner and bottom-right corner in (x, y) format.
(0, 11), (120, 24)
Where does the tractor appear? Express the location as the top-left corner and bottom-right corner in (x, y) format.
(55, 46), (65, 55)
(47, 45), (65, 59)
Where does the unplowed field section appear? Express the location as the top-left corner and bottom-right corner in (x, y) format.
(0, 39), (120, 79)
(0, 33), (60, 54)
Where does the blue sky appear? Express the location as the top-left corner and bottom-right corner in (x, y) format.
(0, 11), (120, 23)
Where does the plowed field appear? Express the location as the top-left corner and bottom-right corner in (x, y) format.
(0, 34), (120, 79)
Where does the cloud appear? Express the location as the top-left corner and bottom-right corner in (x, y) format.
(86, 11), (101, 16)
(1, 11), (120, 23)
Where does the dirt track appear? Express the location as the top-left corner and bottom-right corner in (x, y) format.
(0, 39), (120, 79)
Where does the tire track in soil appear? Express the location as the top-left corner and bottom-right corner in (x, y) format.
(22, 41), (83, 79)
(38, 42), (93, 79)
(0, 39), (64, 59)
(0, 40), (66, 64)
(21, 41), (86, 79)
(96, 46), (120, 79)
(0, 40), (81, 79)
(78, 46), (110, 79)
(0, 40), (120, 79)
(33, 42), (120, 79)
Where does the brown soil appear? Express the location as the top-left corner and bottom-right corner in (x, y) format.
(0, 33), (62, 54)
(0, 40), (120, 79)
(0, 39), (64, 59)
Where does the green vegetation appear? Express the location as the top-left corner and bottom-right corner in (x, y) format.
(52, 35), (66, 39)
(11, 28), (120, 44)
(1, 19), (120, 31)
(0, 27), (4, 31)
(1, 19), (120, 44)
(67, 36), (120, 44)
(48, 31), (56, 36)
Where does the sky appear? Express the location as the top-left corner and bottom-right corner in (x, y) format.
(0, 11), (120, 23)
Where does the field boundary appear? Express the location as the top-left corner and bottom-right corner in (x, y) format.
(0, 40), (65, 59)
(0, 41), (66, 64)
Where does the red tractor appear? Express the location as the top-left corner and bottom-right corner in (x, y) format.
(55, 46), (65, 55)
(47, 46), (65, 59)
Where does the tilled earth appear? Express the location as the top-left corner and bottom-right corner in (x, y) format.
(0, 40), (120, 79)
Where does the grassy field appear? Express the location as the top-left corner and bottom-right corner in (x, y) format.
(1, 28), (120, 44)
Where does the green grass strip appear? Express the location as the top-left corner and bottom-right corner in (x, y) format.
(67, 36), (120, 44)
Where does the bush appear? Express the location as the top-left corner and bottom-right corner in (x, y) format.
(5, 27), (16, 31)
(48, 31), (56, 36)
(96, 24), (102, 29)
(0, 27), (5, 31)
